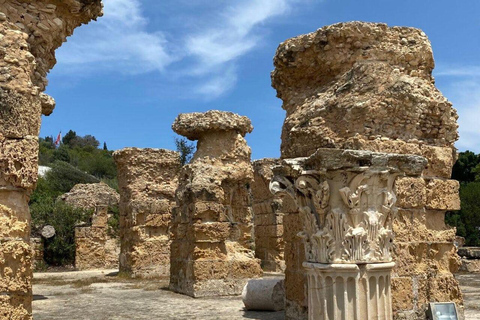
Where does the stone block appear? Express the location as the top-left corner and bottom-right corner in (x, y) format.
(191, 222), (231, 242)
(420, 145), (455, 178)
(0, 240), (32, 295)
(192, 260), (229, 281)
(458, 247), (480, 259)
(0, 136), (38, 190)
(394, 177), (426, 208)
(229, 259), (263, 279)
(0, 87), (41, 139)
(391, 277), (414, 311)
(425, 179), (460, 210)
(0, 204), (28, 239)
(0, 293), (32, 320)
(192, 242), (227, 260)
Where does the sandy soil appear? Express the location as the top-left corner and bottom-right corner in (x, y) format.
(33, 270), (479, 320)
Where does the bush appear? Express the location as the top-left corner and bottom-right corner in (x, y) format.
(45, 161), (99, 194)
(446, 182), (480, 246)
(32, 200), (92, 266)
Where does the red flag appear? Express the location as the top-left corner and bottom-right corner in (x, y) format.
(54, 132), (61, 147)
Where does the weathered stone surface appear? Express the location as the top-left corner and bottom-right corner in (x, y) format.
(252, 159), (285, 272)
(61, 182), (119, 210)
(460, 258), (480, 273)
(394, 177), (426, 208)
(0, 136), (38, 190)
(0, 1), (103, 317)
(242, 278), (285, 311)
(172, 110), (253, 141)
(458, 247), (480, 259)
(271, 21), (462, 319)
(61, 184), (120, 271)
(426, 179), (461, 210)
(272, 22), (458, 159)
(114, 148), (180, 278)
(170, 111), (261, 297)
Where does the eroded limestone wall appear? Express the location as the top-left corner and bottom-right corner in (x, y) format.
(169, 110), (262, 297)
(114, 148), (180, 278)
(252, 158), (285, 272)
(271, 21), (462, 320)
(0, 1), (102, 318)
(61, 182), (120, 270)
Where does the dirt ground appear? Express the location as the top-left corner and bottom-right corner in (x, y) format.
(32, 270), (284, 320)
(33, 270), (479, 320)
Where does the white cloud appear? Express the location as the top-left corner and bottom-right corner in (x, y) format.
(54, 0), (301, 98)
(55, 0), (174, 74)
(436, 66), (480, 78)
(182, 0), (295, 97)
(447, 80), (480, 152)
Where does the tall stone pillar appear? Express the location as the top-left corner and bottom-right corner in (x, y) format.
(169, 110), (262, 297)
(271, 149), (426, 320)
(0, 1), (102, 318)
(252, 158), (285, 272)
(271, 22), (462, 319)
(114, 148), (180, 278)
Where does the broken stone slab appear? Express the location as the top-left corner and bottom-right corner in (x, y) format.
(458, 247), (480, 259)
(41, 225), (55, 239)
(242, 278), (285, 311)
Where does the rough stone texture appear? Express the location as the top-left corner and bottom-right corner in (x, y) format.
(271, 21), (462, 320)
(60, 183), (120, 270)
(114, 148), (180, 278)
(252, 159), (285, 272)
(458, 248), (480, 273)
(61, 182), (120, 210)
(30, 237), (44, 270)
(170, 111), (262, 297)
(242, 278), (285, 311)
(0, 1), (102, 317)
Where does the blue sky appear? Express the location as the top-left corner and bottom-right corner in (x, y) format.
(43, 0), (480, 159)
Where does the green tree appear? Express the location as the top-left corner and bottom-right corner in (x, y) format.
(175, 137), (195, 165)
(52, 145), (71, 163)
(446, 182), (480, 246)
(452, 151), (480, 182)
(62, 130), (77, 147)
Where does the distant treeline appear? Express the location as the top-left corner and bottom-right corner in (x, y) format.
(447, 151), (480, 246)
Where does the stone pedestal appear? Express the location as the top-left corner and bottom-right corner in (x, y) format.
(305, 262), (394, 320)
(169, 110), (262, 297)
(271, 148), (426, 320)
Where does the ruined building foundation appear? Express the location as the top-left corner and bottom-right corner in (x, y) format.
(114, 148), (180, 278)
(61, 182), (120, 270)
(252, 158), (285, 272)
(271, 21), (463, 320)
(169, 110), (262, 297)
(0, 1), (102, 318)
(271, 149), (427, 320)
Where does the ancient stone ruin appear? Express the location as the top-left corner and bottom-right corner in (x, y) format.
(271, 149), (427, 320)
(61, 182), (120, 270)
(271, 22), (462, 320)
(114, 148), (180, 278)
(169, 110), (262, 297)
(252, 158), (285, 272)
(0, 1), (102, 318)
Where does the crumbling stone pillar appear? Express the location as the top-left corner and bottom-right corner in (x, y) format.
(252, 159), (285, 272)
(0, 1), (102, 318)
(170, 110), (262, 297)
(61, 182), (120, 270)
(114, 148), (180, 278)
(271, 21), (462, 320)
(271, 149), (426, 320)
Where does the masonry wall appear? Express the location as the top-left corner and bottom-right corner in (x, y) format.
(114, 148), (180, 278)
(271, 21), (462, 320)
(252, 158), (285, 273)
(0, 1), (102, 318)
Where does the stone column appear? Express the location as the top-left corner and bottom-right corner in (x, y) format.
(113, 148), (180, 278)
(252, 158), (285, 272)
(0, 1), (102, 318)
(169, 110), (262, 297)
(271, 149), (426, 320)
(271, 22), (462, 319)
